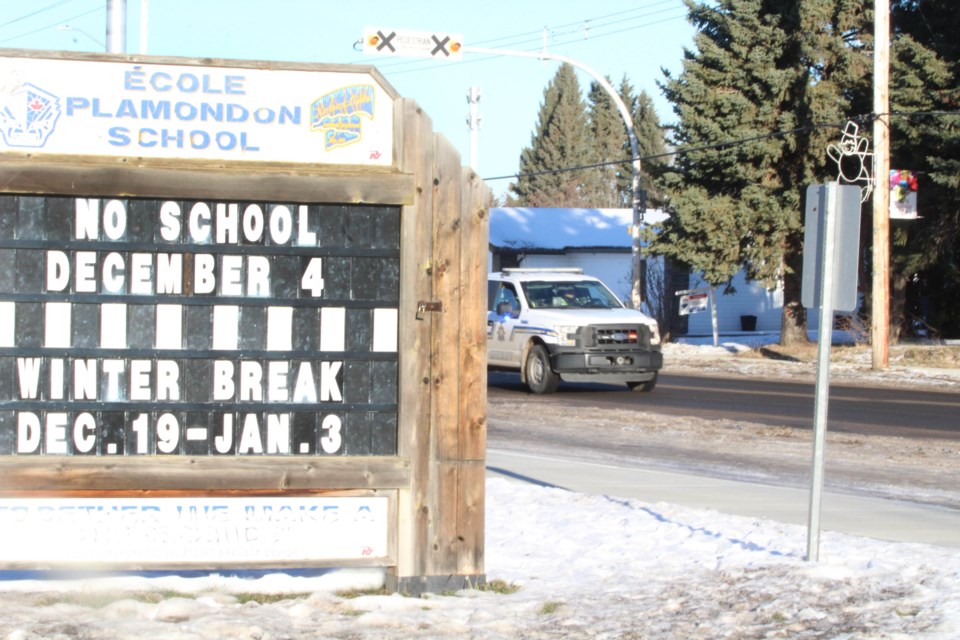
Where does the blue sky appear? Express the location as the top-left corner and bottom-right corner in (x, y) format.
(0, 0), (694, 198)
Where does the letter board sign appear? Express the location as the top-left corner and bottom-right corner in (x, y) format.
(0, 195), (399, 457)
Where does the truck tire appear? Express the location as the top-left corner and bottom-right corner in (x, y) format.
(627, 373), (658, 392)
(526, 344), (560, 394)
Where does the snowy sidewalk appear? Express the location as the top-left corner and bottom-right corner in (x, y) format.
(487, 448), (960, 548)
(1, 477), (959, 639)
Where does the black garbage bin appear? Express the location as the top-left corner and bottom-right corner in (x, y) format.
(740, 315), (757, 332)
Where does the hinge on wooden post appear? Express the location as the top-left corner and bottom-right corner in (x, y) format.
(416, 300), (442, 320)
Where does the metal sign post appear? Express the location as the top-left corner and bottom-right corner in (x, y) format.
(676, 286), (718, 347)
(708, 287), (719, 348)
(802, 182), (862, 561)
(806, 183), (838, 563)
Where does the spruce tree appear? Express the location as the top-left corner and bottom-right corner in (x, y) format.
(586, 77), (668, 209)
(630, 86), (668, 208)
(649, 0), (871, 345)
(886, 0), (960, 338)
(512, 66), (668, 211)
(586, 77), (623, 208)
(511, 63), (594, 207)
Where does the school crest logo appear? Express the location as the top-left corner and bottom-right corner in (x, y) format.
(0, 83), (61, 148)
(310, 84), (375, 151)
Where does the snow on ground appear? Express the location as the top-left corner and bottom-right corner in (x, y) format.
(1, 338), (958, 639)
(667, 332), (960, 389)
(1, 478), (958, 639)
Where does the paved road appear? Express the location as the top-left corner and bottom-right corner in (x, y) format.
(486, 371), (960, 548)
(488, 371), (960, 441)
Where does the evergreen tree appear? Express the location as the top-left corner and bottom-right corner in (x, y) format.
(586, 77), (623, 208)
(511, 64), (594, 207)
(513, 66), (667, 211)
(586, 78), (668, 209)
(648, 0), (871, 345)
(629, 86), (668, 208)
(886, 0), (960, 338)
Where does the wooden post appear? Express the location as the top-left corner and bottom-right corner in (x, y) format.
(456, 164), (489, 577)
(393, 99), (436, 591)
(871, 0), (890, 369)
(429, 133), (465, 586)
(390, 101), (490, 595)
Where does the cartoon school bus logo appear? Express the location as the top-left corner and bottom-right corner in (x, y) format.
(310, 84), (375, 151)
(0, 82), (61, 148)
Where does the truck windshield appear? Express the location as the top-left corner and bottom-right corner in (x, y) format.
(521, 281), (624, 309)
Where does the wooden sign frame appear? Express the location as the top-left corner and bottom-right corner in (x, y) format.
(0, 49), (489, 595)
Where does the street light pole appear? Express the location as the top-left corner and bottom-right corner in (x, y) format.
(463, 44), (645, 308)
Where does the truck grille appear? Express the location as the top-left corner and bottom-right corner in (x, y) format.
(582, 325), (649, 348)
(596, 328), (639, 345)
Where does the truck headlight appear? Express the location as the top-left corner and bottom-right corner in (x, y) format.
(648, 322), (661, 345)
(554, 325), (579, 346)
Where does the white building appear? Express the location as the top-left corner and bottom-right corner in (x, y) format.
(488, 207), (789, 336)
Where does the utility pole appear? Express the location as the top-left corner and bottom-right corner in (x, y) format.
(139, 0), (149, 54)
(466, 86), (481, 171)
(871, 0), (890, 369)
(106, 0), (126, 53)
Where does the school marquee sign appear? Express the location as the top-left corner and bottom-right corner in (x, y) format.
(0, 49), (489, 593)
(0, 195), (399, 459)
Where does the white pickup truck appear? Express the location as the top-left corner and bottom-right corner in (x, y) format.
(487, 268), (663, 394)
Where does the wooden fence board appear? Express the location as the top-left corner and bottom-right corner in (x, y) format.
(456, 460), (486, 576)
(0, 156), (414, 204)
(394, 98), (436, 584)
(428, 134), (464, 577)
(455, 166), (489, 577)
(0, 456), (410, 492)
(459, 165), (490, 462)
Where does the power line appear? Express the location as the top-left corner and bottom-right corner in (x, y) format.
(354, 3), (688, 75)
(468, 0), (680, 49)
(0, 3), (103, 45)
(0, 0), (77, 29)
(369, 13), (688, 78)
(547, 11), (689, 52)
(515, 1), (684, 48)
(889, 110), (960, 119)
(481, 110), (960, 183)
(483, 122), (847, 182)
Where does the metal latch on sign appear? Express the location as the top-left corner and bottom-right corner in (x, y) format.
(416, 300), (442, 320)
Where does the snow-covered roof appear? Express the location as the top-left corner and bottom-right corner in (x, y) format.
(489, 207), (669, 251)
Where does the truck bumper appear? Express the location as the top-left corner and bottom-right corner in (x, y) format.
(549, 348), (663, 381)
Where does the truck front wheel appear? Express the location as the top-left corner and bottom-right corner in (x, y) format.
(526, 344), (560, 394)
(627, 372), (658, 392)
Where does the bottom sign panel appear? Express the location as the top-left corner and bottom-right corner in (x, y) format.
(0, 496), (389, 565)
